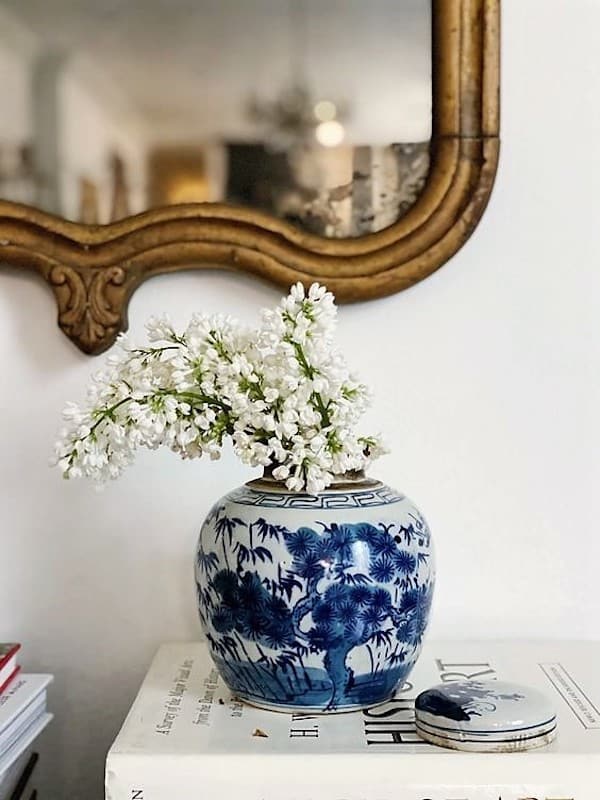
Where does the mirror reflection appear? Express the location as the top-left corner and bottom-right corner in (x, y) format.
(0, 1), (431, 237)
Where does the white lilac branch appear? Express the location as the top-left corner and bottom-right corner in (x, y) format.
(52, 283), (387, 494)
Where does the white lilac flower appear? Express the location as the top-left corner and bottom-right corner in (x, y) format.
(52, 283), (386, 492)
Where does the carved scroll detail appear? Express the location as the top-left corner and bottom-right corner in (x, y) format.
(49, 264), (129, 355)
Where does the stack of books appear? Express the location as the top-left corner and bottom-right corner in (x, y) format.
(0, 645), (52, 800)
(107, 640), (600, 800)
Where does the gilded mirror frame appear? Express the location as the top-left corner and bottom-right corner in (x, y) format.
(0, 0), (500, 355)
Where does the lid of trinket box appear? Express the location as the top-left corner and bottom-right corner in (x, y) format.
(414, 680), (557, 752)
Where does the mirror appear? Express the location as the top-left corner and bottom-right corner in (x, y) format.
(0, 0), (431, 238)
(0, 0), (499, 356)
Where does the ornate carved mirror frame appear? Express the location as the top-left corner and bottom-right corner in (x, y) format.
(0, 0), (499, 355)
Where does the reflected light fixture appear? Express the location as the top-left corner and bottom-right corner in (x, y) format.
(315, 119), (345, 147)
(314, 100), (337, 122)
(246, 0), (348, 149)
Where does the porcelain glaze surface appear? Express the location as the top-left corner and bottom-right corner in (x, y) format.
(415, 680), (557, 751)
(195, 478), (435, 712)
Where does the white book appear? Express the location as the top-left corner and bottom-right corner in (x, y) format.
(0, 713), (52, 784)
(0, 692), (46, 755)
(0, 752), (30, 800)
(0, 749), (29, 794)
(0, 676), (52, 751)
(0, 746), (37, 800)
(106, 641), (600, 800)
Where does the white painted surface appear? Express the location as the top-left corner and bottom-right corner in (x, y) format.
(58, 66), (147, 222)
(0, 1), (599, 798)
(0, 6), (147, 222)
(0, 45), (31, 144)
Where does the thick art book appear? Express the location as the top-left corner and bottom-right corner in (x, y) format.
(0, 676), (52, 780)
(106, 640), (600, 800)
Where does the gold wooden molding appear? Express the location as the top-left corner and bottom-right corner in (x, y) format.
(0, 0), (500, 355)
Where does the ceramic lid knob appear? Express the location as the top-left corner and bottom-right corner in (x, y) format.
(414, 680), (557, 752)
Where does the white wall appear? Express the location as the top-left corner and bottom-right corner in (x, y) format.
(1, 2), (599, 798)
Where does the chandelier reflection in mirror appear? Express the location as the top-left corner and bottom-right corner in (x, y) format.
(246, 1), (351, 150)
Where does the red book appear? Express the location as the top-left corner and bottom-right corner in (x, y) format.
(0, 644), (21, 695)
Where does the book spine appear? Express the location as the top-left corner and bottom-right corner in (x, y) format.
(105, 782), (595, 800)
(0, 645), (21, 672)
(0, 668), (20, 697)
(105, 754), (597, 800)
(9, 752), (38, 800)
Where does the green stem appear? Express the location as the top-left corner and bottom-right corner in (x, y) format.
(292, 341), (315, 379)
(311, 392), (331, 428)
(90, 397), (131, 433)
(130, 345), (180, 355)
(208, 331), (232, 363)
(157, 390), (229, 412)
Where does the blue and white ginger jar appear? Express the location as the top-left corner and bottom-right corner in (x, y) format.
(195, 473), (435, 712)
